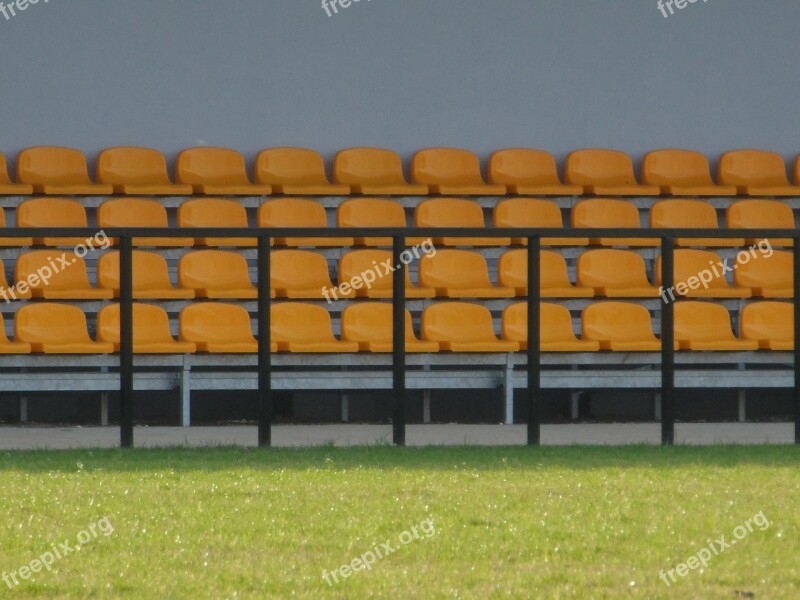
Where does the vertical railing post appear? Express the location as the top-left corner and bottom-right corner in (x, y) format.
(661, 237), (675, 446)
(392, 235), (407, 446)
(258, 234), (273, 447)
(794, 238), (800, 444)
(527, 235), (541, 445)
(119, 235), (134, 448)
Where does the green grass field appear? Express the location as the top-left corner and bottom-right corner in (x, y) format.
(0, 446), (797, 599)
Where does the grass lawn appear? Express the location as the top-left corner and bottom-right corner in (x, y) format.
(0, 446), (797, 599)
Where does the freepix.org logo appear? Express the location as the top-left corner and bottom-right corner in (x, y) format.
(0, 0), (51, 23)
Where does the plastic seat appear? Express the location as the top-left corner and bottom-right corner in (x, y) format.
(16, 147), (113, 195)
(641, 150), (736, 196)
(740, 302), (793, 350)
(420, 249), (515, 298)
(493, 198), (589, 246)
(734, 250), (792, 298)
(577, 250), (659, 297)
(650, 199), (744, 247)
(180, 303), (269, 352)
(571, 199), (659, 246)
(726, 200), (795, 247)
(97, 251), (195, 299)
(272, 250), (350, 299)
(333, 148), (428, 195)
(488, 149), (583, 196)
(337, 197), (417, 246)
(339, 249), (435, 299)
(422, 302), (519, 352)
(271, 303), (359, 353)
(0, 258), (32, 300)
(0, 314), (30, 354)
(498, 249), (594, 298)
(97, 198), (193, 247)
(255, 148), (350, 195)
(341, 303), (440, 352)
(0, 207), (33, 247)
(718, 150), (800, 196)
(411, 148), (506, 196)
(581, 302), (665, 351)
(15, 251), (113, 300)
(415, 198), (509, 246)
(257, 198), (353, 247)
(17, 198), (89, 246)
(15, 304), (114, 354)
(0, 153), (32, 195)
(176, 147), (271, 196)
(96, 147), (193, 195)
(178, 198), (256, 247)
(502, 303), (599, 352)
(656, 249), (752, 299)
(674, 301), (759, 351)
(179, 250), (263, 299)
(565, 149), (660, 196)
(97, 303), (197, 354)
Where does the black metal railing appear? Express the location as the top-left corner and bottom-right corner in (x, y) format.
(1, 226), (798, 448)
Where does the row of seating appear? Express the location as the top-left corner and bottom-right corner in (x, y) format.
(1, 247), (791, 301)
(3, 146), (800, 197)
(0, 300), (790, 354)
(2, 196), (795, 248)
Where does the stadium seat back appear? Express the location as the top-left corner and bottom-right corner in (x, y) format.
(178, 250), (256, 296)
(488, 149), (561, 187)
(334, 148), (408, 186)
(718, 150), (791, 187)
(180, 303), (258, 348)
(641, 150), (716, 188)
(577, 249), (653, 291)
(96, 147), (174, 186)
(258, 198), (326, 228)
(16, 147), (91, 186)
(15, 251), (94, 294)
(674, 301), (740, 344)
(97, 250), (179, 294)
(565, 149), (637, 186)
(734, 250), (792, 296)
(650, 199), (718, 229)
(255, 148), (330, 186)
(176, 147), (251, 186)
(341, 303), (428, 347)
(178, 198), (254, 246)
(494, 198), (563, 228)
(422, 302), (498, 344)
(419, 249), (493, 290)
(271, 250), (333, 291)
(582, 302), (658, 344)
(572, 198), (640, 228)
(412, 148), (485, 186)
(502, 302), (591, 347)
(97, 303), (190, 349)
(98, 197), (168, 227)
(15, 303), (105, 352)
(17, 197), (87, 228)
(740, 302), (793, 348)
(727, 199), (795, 229)
(271, 302), (337, 344)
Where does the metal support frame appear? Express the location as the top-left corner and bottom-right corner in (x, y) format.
(258, 234), (272, 447)
(527, 235), (541, 445)
(660, 237), (675, 445)
(392, 236), (407, 446)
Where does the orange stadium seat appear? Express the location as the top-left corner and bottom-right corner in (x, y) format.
(333, 148), (428, 195)
(0, 152), (32, 195)
(337, 197), (418, 246)
(16, 147), (113, 195)
(726, 199), (795, 247)
(734, 250), (792, 298)
(255, 148), (350, 195)
(271, 303), (359, 353)
(674, 301), (759, 351)
(740, 302), (793, 350)
(17, 197), (89, 246)
(178, 198), (256, 247)
(272, 249), (349, 299)
(718, 150), (800, 196)
(571, 198), (659, 246)
(176, 147), (271, 195)
(565, 149), (660, 196)
(0, 314), (31, 354)
(420, 249), (515, 298)
(411, 148), (506, 196)
(0, 207), (33, 247)
(415, 198), (509, 246)
(97, 303), (197, 354)
(581, 302), (666, 351)
(795, 155), (800, 187)
(15, 251), (113, 300)
(96, 147), (193, 195)
(15, 304), (114, 354)
(422, 302), (519, 352)
(488, 149), (583, 196)
(656, 249), (752, 299)
(577, 249), (659, 297)
(641, 149), (736, 196)
(493, 198), (589, 246)
(180, 303), (268, 353)
(649, 199), (744, 247)
(341, 303), (440, 352)
(0, 258), (32, 300)
(338, 249), (435, 299)
(178, 250), (263, 299)
(257, 198), (353, 247)
(97, 198), (193, 247)
(502, 302), (600, 352)
(97, 251), (194, 299)
(498, 249), (594, 298)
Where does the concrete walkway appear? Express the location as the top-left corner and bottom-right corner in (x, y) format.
(0, 423), (793, 450)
